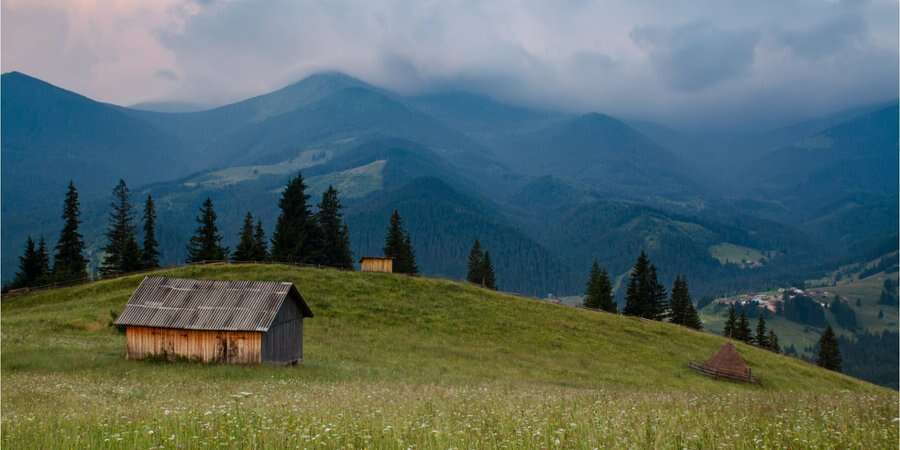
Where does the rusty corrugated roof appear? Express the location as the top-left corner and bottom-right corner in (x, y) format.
(114, 277), (313, 331)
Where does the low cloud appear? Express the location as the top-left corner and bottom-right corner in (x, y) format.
(155, 69), (180, 81)
(2, 0), (897, 130)
(631, 22), (759, 92)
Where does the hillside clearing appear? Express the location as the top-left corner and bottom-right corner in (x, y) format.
(2, 264), (896, 448)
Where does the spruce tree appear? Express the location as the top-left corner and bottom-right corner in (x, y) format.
(584, 261), (615, 312)
(754, 314), (769, 347)
(271, 173), (315, 263)
(466, 239), (485, 284)
(35, 237), (50, 284)
(816, 325), (842, 372)
(623, 252), (651, 317)
(646, 264), (668, 321)
(736, 311), (752, 343)
(767, 329), (781, 353)
(186, 198), (228, 262)
(11, 237), (39, 288)
(723, 304), (737, 338)
(481, 251), (496, 290)
(141, 195), (160, 269)
(401, 234), (419, 275)
(101, 180), (142, 276)
(683, 300), (703, 330)
(383, 210), (418, 275)
(669, 276), (702, 329)
(53, 181), (88, 281)
(233, 212), (257, 261)
(668, 276), (684, 323)
(121, 235), (143, 273)
(317, 186), (353, 268)
(253, 220), (269, 261)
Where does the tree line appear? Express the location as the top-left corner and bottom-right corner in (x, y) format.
(579, 251), (703, 331)
(723, 305), (781, 353)
(8, 173), (423, 289)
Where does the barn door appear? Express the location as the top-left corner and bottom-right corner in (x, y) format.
(227, 335), (243, 363)
(215, 334), (228, 363)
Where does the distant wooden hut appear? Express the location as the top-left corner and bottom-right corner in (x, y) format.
(689, 343), (756, 383)
(359, 257), (393, 273)
(114, 277), (313, 365)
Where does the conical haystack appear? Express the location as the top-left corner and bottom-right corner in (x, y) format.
(688, 343), (756, 383)
(701, 343), (752, 381)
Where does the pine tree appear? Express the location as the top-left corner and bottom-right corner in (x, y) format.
(101, 180), (142, 276)
(668, 276), (687, 324)
(646, 264), (668, 321)
(481, 251), (496, 290)
(723, 304), (737, 338)
(121, 235), (142, 273)
(186, 198), (228, 262)
(252, 220), (269, 261)
(669, 276), (701, 329)
(816, 325), (842, 372)
(383, 210), (418, 275)
(35, 237), (50, 284)
(11, 237), (39, 288)
(466, 239), (485, 284)
(53, 181), (88, 281)
(683, 300), (703, 330)
(623, 252), (651, 317)
(271, 173), (316, 263)
(401, 233), (419, 275)
(736, 311), (752, 343)
(317, 186), (353, 268)
(233, 212), (257, 261)
(141, 195), (160, 269)
(584, 261), (615, 312)
(754, 314), (769, 347)
(767, 329), (781, 353)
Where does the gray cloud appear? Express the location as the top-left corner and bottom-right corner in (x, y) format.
(154, 69), (180, 81)
(631, 22), (759, 91)
(776, 13), (866, 59)
(2, 0), (897, 130)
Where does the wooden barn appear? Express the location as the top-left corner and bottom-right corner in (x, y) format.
(359, 256), (393, 273)
(114, 277), (313, 365)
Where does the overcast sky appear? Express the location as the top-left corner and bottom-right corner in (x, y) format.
(3, 0), (898, 130)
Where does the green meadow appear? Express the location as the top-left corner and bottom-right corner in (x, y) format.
(2, 264), (896, 449)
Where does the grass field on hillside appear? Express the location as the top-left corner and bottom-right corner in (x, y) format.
(2, 264), (896, 449)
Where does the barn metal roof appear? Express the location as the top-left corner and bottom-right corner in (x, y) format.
(359, 256), (394, 262)
(114, 277), (313, 332)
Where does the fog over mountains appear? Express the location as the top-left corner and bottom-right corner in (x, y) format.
(2, 71), (897, 298)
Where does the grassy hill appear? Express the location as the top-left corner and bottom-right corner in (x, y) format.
(2, 264), (896, 448)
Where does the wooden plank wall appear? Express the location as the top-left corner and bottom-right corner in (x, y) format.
(361, 259), (393, 273)
(261, 296), (302, 363)
(125, 326), (262, 364)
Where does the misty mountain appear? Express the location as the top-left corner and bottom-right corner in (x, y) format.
(129, 101), (214, 113)
(493, 113), (701, 201)
(2, 71), (896, 299)
(0, 72), (196, 212)
(744, 104), (899, 212)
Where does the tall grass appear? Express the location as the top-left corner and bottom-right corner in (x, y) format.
(2, 264), (896, 448)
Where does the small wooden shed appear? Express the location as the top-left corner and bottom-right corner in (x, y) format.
(360, 257), (393, 273)
(114, 277), (313, 365)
